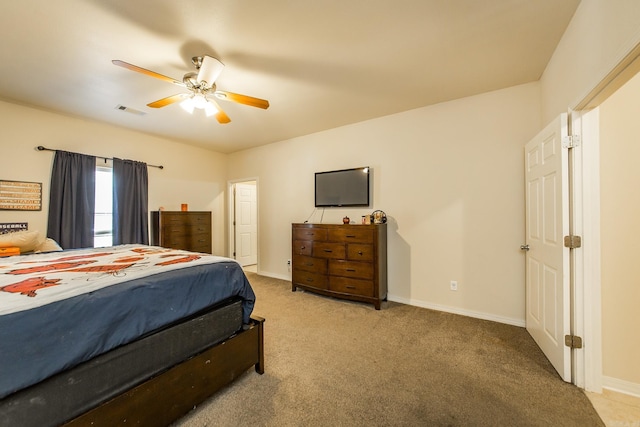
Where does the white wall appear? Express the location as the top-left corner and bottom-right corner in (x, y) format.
(541, 0), (640, 122)
(0, 100), (229, 255)
(229, 82), (541, 325)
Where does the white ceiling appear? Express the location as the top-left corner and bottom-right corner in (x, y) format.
(0, 1), (580, 154)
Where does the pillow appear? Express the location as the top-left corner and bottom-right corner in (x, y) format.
(34, 238), (63, 253)
(0, 230), (45, 252)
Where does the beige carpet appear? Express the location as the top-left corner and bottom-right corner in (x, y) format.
(176, 273), (604, 427)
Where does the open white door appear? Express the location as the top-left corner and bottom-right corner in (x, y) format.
(524, 114), (571, 382)
(234, 182), (257, 266)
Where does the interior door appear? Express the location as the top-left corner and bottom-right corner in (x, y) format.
(524, 114), (571, 382)
(234, 182), (257, 266)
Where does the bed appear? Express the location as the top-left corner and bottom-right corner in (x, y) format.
(0, 239), (264, 426)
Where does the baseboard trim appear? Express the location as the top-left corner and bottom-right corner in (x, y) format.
(387, 294), (526, 327)
(602, 376), (640, 398)
(258, 276), (527, 327)
(255, 271), (291, 281)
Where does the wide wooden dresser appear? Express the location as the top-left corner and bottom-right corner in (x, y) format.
(150, 211), (212, 254)
(291, 223), (387, 309)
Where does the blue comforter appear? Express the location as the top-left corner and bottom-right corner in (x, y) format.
(0, 247), (255, 399)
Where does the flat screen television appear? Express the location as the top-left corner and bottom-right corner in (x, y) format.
(315, 167), (370, 207)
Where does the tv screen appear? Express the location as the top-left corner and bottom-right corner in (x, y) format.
(315, 167), (370, 207)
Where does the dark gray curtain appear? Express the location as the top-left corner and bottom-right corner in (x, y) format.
(112, 158), (149, 245)
(47, 150), (96, 249)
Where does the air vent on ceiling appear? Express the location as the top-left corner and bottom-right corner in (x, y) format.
(115, 105), (146, 116)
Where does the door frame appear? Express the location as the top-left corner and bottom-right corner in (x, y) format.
(572, 108), (602, 392)
(227, 177), (259, 267)
(567, 41), (640, 392)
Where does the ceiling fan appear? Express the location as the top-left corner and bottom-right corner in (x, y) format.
(112, 56), (269, 124)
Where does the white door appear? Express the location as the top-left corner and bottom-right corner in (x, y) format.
(524, 114), (571, 382)
(234, 182), (257, 266)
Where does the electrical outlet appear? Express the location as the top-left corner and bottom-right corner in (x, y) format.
(450, 280), (458, 291)
(287, 259), (291, 272)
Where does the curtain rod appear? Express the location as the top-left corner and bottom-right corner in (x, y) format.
(36, 146), (164, 169)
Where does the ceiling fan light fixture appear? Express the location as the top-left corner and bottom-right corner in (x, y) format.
(180, 97), (195, 114)
(197, 56), (225, 87)
(192, 94), (209, 109)
(204, 102), (218, 117)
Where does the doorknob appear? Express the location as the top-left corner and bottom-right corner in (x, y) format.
(520, 244), (530, 251)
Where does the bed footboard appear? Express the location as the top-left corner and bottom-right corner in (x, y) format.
(63, 316), (265, 427)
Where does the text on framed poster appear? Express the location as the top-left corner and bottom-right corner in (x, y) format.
(0, 180), (42, 211)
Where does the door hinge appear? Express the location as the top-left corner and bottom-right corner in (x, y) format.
(562, 135), (581, 148)
(565, 335), (583, 349)
(564, 235), (582, 249)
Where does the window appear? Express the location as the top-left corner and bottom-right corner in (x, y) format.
(94, 165), (113, 247)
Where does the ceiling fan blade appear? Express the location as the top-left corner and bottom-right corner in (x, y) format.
(209, 99), (231, 124)
(112, 60), (185, 87)
(147, 93), (189, 108)
(214, 90), (270, 109)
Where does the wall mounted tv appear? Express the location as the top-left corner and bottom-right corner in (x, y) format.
(315, 166), (370, 207)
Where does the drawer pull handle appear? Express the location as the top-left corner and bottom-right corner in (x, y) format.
(357, 251), (363, 255)
(346, 235), (356, 238)
(306, 278), (314, 282)
(305, 263), (314, 266)
(323, 249), (333, 253)
(346, 268), (356, 272)
(300, 246), (306, 250)
(346, 286), (356, 290)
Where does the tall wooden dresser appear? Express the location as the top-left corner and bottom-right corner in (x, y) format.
(150, 211), (212, 254)
(291, 223), (387, 309)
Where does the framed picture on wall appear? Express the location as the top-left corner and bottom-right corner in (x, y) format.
(0, 180), (42, 211)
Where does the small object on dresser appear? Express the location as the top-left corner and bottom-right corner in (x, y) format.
(372, 210), (387, 224)
(342, 216), (350, 224)
(181, 203), (188, 211)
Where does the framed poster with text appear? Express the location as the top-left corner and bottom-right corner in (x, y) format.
(0, 180), (42, 211)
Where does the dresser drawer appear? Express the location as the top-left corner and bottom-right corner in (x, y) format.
(161, 212), (210, 226)
(162, 235), (190, 250)
(188, 233), (211, 249)
(293, 240), (312, 256)
(293, 227), (328, 241)
(347, 244), (373, 261)
(189, 243), (212, 254)
(293, 270), (328, 290)
(329, 260), (374, 279)
(161, 224), (205, 237)
(329, 276), (374, 297)
(293, 255), (327, 274)
(327, 227), (373, 243)
(313, 242), (346, 259)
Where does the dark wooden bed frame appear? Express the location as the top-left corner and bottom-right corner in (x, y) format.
(62, 315), (264, 426)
